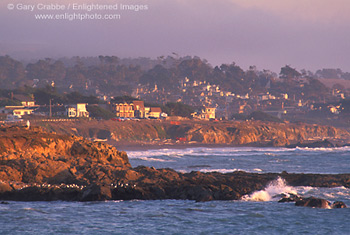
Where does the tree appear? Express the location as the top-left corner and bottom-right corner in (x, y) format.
(26, 59), (66, 84)
(33, 86), (64, 105)
(87, 105), (115, 119)
(280, 65), (301, 79)
(162, 102), (194, 118)
(140, 65), (176, 91)
(0, 55), (26, 89)
(65, 92), (100, 104)
(178, 58), (212, 82)
(110, 95), (139, 103)
(249, 111), (282, 123)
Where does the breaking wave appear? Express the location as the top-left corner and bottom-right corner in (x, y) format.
(133, 157), (175, 162)
(242, 177), (297, 202)
(241, 177), (350, 202)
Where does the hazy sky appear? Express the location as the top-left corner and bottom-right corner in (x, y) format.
(1, 0), (349, 72)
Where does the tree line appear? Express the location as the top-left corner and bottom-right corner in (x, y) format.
(1, 55), (347, 103)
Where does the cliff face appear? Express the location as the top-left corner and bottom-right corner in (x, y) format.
(0, 127), (130, 185)
(177, 121), (344, 146)
(37, 120), (349, 147)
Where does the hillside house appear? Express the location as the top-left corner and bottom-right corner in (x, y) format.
(192, 106), (216, 120)
(67, 103), (89, 118)
(113, 101), (146, 118)
(148, 107), (162, 118)
(0, 106), (35, 116)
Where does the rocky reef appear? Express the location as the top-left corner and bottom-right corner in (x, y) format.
(0, 127), (349, 203)
(279, 195), (347, 209)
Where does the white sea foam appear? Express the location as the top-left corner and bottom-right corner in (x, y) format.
(127, 146), (350, 160)
(242, 177), (297, 202)
(128, 146), (350, 175)
(199, 168), (241, 174)
(127, 149), (189, 159)
(136, 157), (175, 162)
(298, 186), (350, 200)
(242, 178), (350, 202)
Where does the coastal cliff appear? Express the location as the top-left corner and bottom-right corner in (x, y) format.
(36, 119), (350, 147)
(1, 127), (350, 202)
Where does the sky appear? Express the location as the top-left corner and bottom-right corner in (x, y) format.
(1, 0), (350, 73)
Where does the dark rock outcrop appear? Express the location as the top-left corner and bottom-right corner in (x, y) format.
(295, 197), (331, 208)
(279, 195), (347, 209)
(332, 201), (347, 208)
(286, 139), (335, 148)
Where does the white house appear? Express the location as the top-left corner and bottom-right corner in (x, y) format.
(67, 103), (89, 118)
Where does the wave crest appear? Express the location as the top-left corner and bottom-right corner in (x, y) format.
(242, 177), (297, 202)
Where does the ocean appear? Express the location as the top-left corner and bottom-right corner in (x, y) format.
(1, 147), (349, 234)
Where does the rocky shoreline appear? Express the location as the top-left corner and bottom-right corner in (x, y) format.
(0, 126), (349, 206)
(1, 170), (350, 203)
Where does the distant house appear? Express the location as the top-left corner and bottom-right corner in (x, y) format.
(0, 106), (35, 116)
(114, 103), (135, 118)
(113, 100), (147, 118)
(133, 100), (146, 118)
(148, 107), (162, 118)
(67, 103), (89, 118)
(192, 106), (216, 120)
(328, 105), (340, 114)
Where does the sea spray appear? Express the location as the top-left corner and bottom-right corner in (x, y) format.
(242, 177), (297, 202)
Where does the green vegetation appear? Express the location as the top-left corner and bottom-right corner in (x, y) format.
(249, 111), (283, 123)
(87, 105), (115, 120)
(0, 55), (338, 102)
(232, 111), (282, 123)
(0, 86), (102, 106)
(161, 102), (194, 118)
(110, 96), (139, 104)
(0, 99), (21, 107)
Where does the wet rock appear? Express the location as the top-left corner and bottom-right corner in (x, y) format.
(287, 139), (335, 148)
(295, 197), (331, 209)
(269, 137), (290, 147)
(278, 193), (302, 203)
(332, 201), (347, 208)
(80, 184), (112, 201)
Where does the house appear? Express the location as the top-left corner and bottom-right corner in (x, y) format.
(192, 106), (216, 120)
(114, 103), (135, 118)
(67, 103), (89, 118)
(133, 100), (146, 118)
(0, 106), (35, 116)
(147, 107), (162, 118)
(113, 100), (147, 118)
(328, 105), (340, 114)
